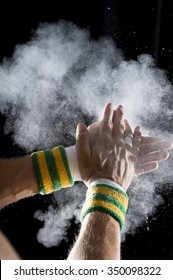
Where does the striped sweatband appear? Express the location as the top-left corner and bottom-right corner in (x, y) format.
(80, 183), (128, 230)
(31, 145), (74, 195)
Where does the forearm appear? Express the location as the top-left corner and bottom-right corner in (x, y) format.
(68, 179), (128, 260)
(67, 212), (121, 260)
(0, 157), (39, 207)
(0, 146), (77, 207)
(0, 231), (21, 260)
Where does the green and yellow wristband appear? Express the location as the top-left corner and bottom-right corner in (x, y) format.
(80, 183), (128, 230)
(31, 145), (74, 195)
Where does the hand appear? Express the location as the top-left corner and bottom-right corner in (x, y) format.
(76, 103), (141, 190)
(88, 122), (173, 176)
(135, 137), (172, 175)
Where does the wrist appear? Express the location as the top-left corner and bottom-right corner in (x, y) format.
(80, 180), (128, 231)
(65, 145), (82, 182)
(31, 146), (74, 195)
(89, 178), (126, 193)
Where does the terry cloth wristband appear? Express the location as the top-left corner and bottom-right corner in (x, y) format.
(65, 145), (81, 181)
(31, 145), (74, 195)
(80, 183), (128, 230)
(89, 178), (126, 192)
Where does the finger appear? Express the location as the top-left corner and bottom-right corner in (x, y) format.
(138, 150), (169, 165)
(132, 126), (141, 156)
(159, 140), (173, 150)
(88, 122), (99, 149)
(124, 119), (133, 149)
(139, 141), (173, 155)
(100, 103), (113, 134)
(141, 136), (164, 144)
(102, 102), (113, 124)
(112, 109), (116, 123)
(112, 105), (124, 140)
(88, 121), (99, 131)
(124, 119), (133, 138)
(76, 123), (90, 163)
(135, 162), (158, 176)
(141, 136), (173, 149)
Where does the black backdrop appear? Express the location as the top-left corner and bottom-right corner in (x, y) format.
(1, 0), (173, 259)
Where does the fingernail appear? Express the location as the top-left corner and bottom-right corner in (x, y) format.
(77, 123), (85, 132)
(107, 102), (112, 109)
(118, 105), (124, 112)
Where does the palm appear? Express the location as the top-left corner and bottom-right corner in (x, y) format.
(88, 122), (173, 176)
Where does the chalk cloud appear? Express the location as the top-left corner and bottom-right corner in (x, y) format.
(0, 20), (172, 247)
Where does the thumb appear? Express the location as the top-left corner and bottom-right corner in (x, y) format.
(76, 123), (90, 163)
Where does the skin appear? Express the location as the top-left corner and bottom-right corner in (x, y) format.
(0, 105), (172, 259)
(76, 104), (141, 187)
(0, 157), (38, 208)
(88, 120), (172, 176)
(68, 105), (173, 260)
(0, 133), (172, 208)
(68, 103), (142, 259)
(0, 231), (20, 260)
(67, 212), (121, 260)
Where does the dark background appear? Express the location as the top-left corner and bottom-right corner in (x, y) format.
(1, 0), (173, 259)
